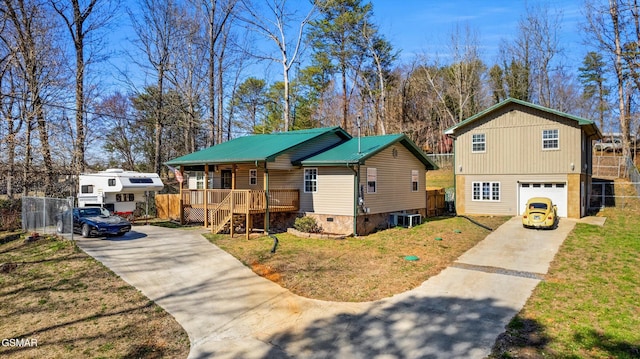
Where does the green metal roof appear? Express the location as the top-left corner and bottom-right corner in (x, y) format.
(165, 127), (350, 166)
(444, 97), (602, 139)
(298, 134), (438, 170)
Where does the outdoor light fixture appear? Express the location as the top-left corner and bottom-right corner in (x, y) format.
(570, 162), (575, 171)
(459, 165), (462, 172)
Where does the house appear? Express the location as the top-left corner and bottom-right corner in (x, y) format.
(444, 98), (602, 219)
(165, 126), (437, 237)
(78, 169), (164, 217)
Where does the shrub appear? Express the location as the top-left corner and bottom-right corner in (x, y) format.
(0, 198), (21, 231)
(293, 216), (322, 233)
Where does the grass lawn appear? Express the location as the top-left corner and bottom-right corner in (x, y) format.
(490, 205), (640, 358)
(426, 167), (455, 189)
(205, 215), (510, 302)
(0, 234), (189, 358)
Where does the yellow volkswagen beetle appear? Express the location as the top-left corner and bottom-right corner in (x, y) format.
(522, 197), (558, 229)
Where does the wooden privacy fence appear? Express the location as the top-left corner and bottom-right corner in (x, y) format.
(426, 188), (446, 216)
(156, 194), (181, 220)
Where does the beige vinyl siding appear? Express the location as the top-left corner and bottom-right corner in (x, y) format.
(270, 132), (345, 170)
(304, 167), (354, 216)
(360, 145), (426, 214)
(268, 167), (353, 215)
(267, 169), (303, 189)
(234, 164), (263, 188)
(461, 173), (568, 216)
(454, 106), (583, 176)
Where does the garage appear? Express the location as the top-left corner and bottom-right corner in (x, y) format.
(518, 182), (567, 217)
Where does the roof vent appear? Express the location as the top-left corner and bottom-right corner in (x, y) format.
(104, 168), (124, 173)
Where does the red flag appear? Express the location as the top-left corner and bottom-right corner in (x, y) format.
(167, 165), (184, 183)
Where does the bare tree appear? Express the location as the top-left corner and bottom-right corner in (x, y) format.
(50, 0), (118, 175)
(190, 0), (236, 146)
(130, 0), (184, 174)
(416, 24), (485, 127)
(584, 0), (638, 158)
(0, 62), (24, 198)
(1, 0), (63, 195)
(164, 8), (207, 153)
(239, 0), (314, 131)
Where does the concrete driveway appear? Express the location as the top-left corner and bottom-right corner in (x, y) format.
(77, 216), (576, 359)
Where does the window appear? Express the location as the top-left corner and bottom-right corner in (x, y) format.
(367, 168), (377, 193)
(221, 170), (232, 189)
(304, 168), (317, 193)
(81, 185), (93, 194)
(472, 133), (486, 152)
(472, 182), (500, 201)
(130, 178), (153, 184)
(411, 170), (419, 192)
(543, 129), (559, 149)
(108, 178), (116, 186)
(249, 169), (257, 186)
(196, 171), (204, 189)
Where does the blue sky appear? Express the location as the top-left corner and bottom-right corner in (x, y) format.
(107, 0), (589, 92)
(369, 0), (586, 66)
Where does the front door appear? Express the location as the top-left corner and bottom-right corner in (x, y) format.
(221, 170), (232, 189)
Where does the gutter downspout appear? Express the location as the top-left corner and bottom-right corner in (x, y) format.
(264, 162), (270, 234)
(452, 137), (458, 215)
(348, 163), (359, 237)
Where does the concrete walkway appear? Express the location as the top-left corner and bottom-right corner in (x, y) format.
(77, 216), (576, 359)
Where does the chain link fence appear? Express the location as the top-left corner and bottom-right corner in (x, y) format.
(21, 196), (74, 239)
(625, 156), (640, 197)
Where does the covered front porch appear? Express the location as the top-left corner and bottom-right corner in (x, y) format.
(176, 163), (300, 239)
(181, 188), (299, 235)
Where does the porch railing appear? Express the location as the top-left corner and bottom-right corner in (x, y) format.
(181, 189), (299, 211)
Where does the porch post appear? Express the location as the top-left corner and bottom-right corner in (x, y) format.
(246, 195), (251, 240)
(230, 192), (235, 237)
(204, 164), (209, 228)
(179, 165), (184, 225)
(264, 163), (270, 234)
(232, 164), (237, 189)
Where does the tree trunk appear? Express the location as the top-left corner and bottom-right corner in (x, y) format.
(610, 2), (632, 158)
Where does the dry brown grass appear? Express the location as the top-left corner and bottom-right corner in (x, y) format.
(426, 168), (455, 189)
(0, 235), (189, 358)
(206, 215), (510, 302)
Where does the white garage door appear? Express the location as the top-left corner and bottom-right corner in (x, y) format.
(518, 183), (567, 217)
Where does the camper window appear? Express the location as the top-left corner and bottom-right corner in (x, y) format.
(116, 193), (135, 202)
(81, 185), (94, 193)
(130, 178), (153, 184)
(108, 178), (116, 186)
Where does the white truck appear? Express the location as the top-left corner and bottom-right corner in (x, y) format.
(77, 169), (164, 217)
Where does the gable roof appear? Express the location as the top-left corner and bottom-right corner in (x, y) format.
(444, 97), (602, 139)
(297, 134), (438, 170)
(165, 127), (350, 166)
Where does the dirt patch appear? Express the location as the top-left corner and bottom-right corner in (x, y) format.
(250, 261), (282, 283)
(208, 215), (510, 302)
(0, 235), (189, 358)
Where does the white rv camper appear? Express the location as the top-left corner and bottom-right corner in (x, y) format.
(77, 169), (164, 216)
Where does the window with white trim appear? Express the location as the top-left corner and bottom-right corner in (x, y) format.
(472, 133), (486, 152)
(472, 182), (500, 201)
(196, 171), (204, 189)
(304, 168), (317, 193)
(367, 168), (377, 193)
(542, 129), (559, 149)
(411, 170), (419, 192)
(81, 185), (93, 194)
(249, 169), (257, 186)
